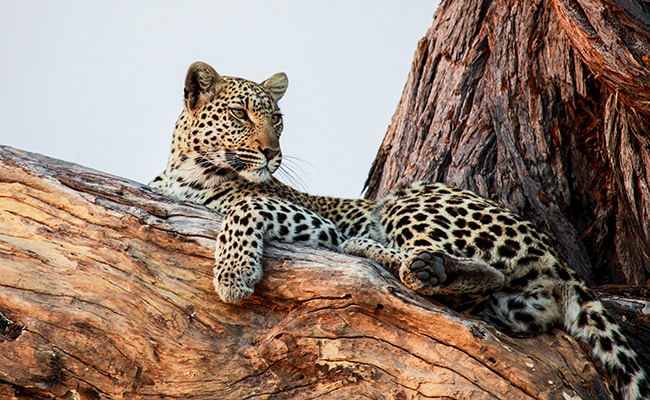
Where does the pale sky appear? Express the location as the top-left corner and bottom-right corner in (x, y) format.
(0, 1), (439, 198)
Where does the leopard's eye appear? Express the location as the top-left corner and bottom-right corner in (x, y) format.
(271, 114), (282, 125)
(231, 108), (247, 120)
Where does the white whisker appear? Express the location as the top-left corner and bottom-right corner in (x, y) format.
(276, 165), (307, 192)
(277, 155), (321, 192)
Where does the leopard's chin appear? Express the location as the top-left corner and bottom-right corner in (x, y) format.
(239, 168), (272, 183)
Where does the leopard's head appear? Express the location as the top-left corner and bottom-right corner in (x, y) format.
(168, 62), (287, 185)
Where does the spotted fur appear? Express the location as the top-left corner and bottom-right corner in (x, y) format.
(151, 62), (648, 399)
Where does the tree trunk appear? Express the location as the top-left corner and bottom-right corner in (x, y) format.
(1, 145), (640, 399)
(364, 0), (650, 287)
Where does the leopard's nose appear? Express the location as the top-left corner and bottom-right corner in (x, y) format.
(262, 148), (280, 160)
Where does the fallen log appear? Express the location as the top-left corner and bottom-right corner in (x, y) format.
(0, 145), (629, 399)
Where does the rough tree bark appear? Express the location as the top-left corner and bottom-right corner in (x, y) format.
(1, 147), (643, 400)
(365, 0), (650, 287)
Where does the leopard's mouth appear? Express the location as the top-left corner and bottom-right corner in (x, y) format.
(198, 149), (278, 183)
(233, 152), (280, 183)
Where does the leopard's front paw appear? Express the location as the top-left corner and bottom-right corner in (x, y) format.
(213, 253), (263, 304)
(400, 251), (448, 296)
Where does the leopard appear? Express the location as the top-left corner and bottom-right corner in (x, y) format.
(150, 61), (649, 400)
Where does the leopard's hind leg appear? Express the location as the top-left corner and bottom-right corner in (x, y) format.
(343, 238), (504, 296)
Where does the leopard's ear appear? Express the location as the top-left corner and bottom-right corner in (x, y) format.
(262, 72), (288, 102)
(184, 62), (224, 111)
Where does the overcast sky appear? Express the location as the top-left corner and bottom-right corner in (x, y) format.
(0, 1), (439, 198)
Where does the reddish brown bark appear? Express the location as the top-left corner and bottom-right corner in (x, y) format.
(365, 0), (650, 287)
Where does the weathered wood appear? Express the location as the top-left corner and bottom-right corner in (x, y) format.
(364, 0), (650, 286)
(0, 146), (621, 399)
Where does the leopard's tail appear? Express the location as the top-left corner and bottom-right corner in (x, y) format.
(562, 275), (649, 399)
